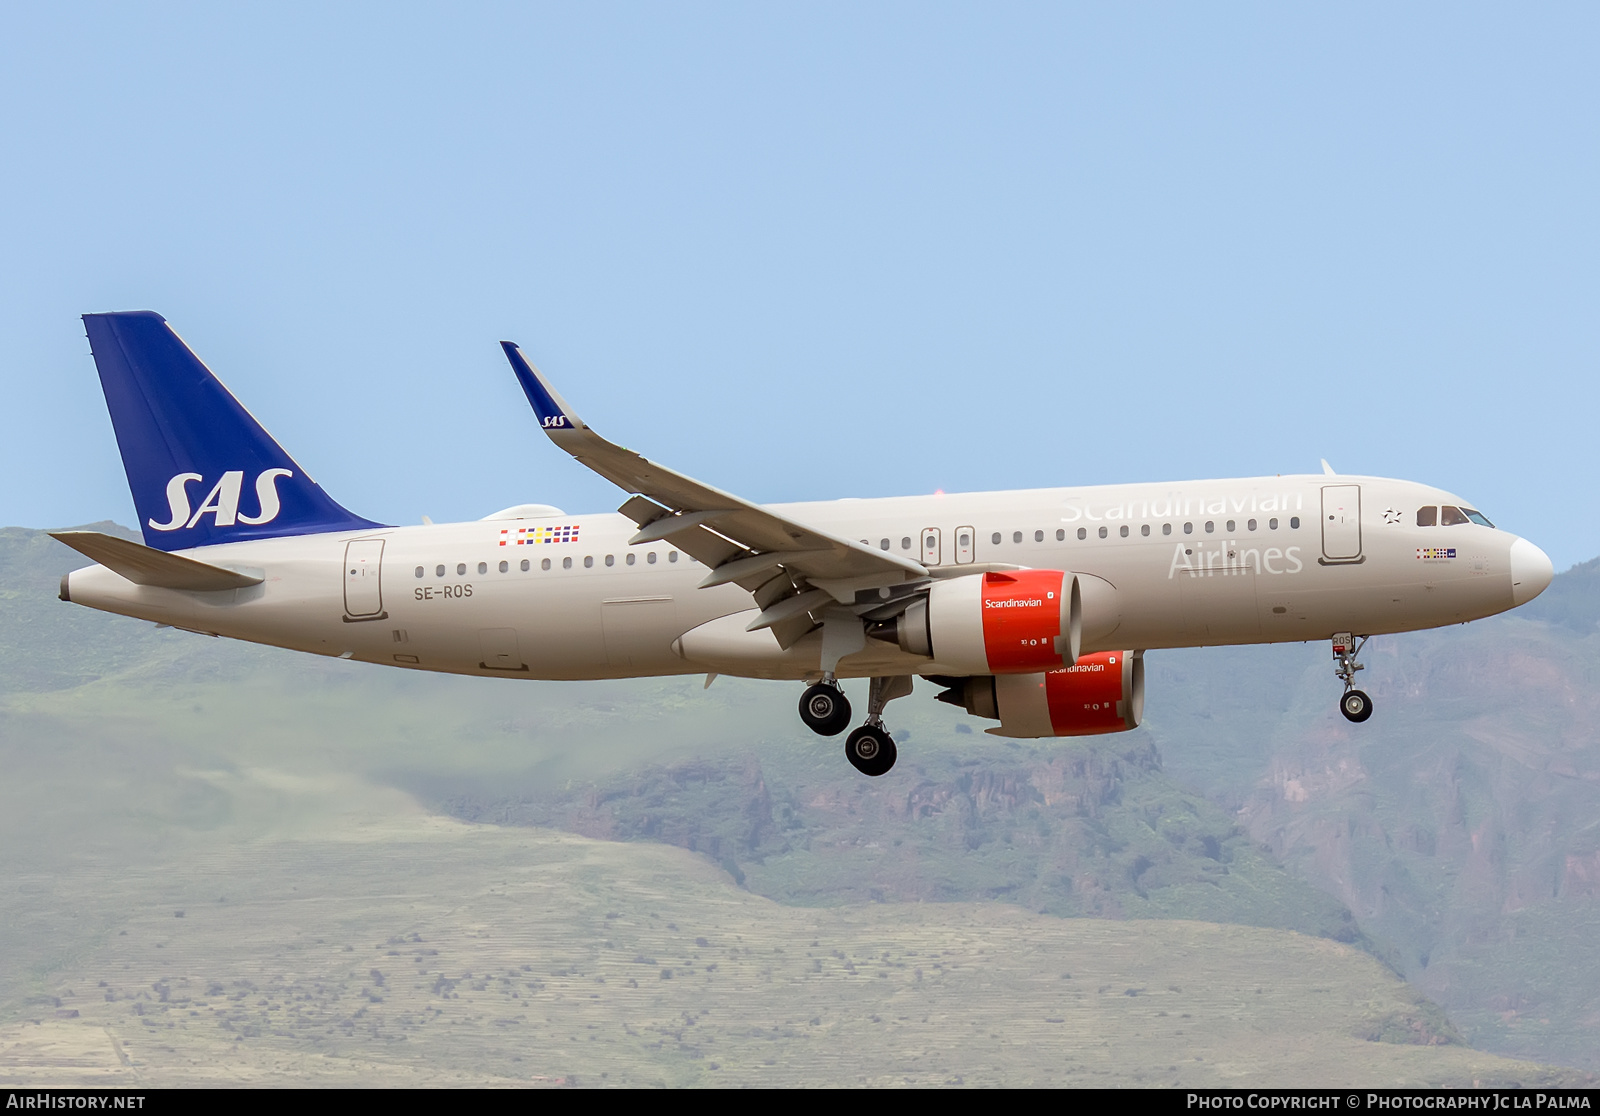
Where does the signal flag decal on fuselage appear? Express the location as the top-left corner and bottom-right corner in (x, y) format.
(499, 525), (581, 546)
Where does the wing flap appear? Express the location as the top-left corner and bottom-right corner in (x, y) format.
(51, 531), (263, 591)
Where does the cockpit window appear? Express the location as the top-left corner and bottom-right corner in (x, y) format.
(1440, 505), (1469, 526)
(1416, 506), (1437, 527)
(1463, 508), (1494, 528)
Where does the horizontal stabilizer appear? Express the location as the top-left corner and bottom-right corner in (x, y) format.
(51, 531), (263, 591)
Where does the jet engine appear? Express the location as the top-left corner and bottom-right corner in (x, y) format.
(890, 570), (1082, 674)
(933, 650), (1145, 738)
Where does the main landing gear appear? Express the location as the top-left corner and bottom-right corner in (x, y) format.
(844, 724), (896, 777)
(798, 681), (852, 736)
(799, 675), (912, 777)
(1333, 632), (1373, 723)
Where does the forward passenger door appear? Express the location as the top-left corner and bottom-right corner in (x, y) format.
(1321, 485), (1363, 563)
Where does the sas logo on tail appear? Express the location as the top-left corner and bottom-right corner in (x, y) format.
(148, 469), (293, 532)
(540, 415), (569, 429)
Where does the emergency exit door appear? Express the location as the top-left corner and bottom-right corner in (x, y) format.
(921, 527), (942, 566)
(343, 539), (387, 619)
(955, 525), (975, 564)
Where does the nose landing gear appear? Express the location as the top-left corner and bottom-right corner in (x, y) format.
(1333, 632), (1373, 723)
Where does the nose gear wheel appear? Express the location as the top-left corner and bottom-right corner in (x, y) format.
(1340, 689), (1373, 723)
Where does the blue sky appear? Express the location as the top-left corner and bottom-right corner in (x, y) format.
(3, 3), (1596, 567)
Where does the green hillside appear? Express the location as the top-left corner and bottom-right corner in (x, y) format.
(1142, 583), (1600, 1069)
(0, 809), (1571, 1088)
(3, 525), (1598, 1081)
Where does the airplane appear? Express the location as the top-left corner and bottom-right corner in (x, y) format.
(54, 311), (1555, 776)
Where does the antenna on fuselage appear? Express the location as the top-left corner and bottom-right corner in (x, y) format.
(1321, 459), (1336, 476)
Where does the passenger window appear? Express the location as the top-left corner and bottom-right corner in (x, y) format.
(1247, 519), (1256, 532)
(562, 557), (572, 569)
(1162, 523), (1171, 536)
(1417, 506), (1438, 527)
(669, 551), (679, 562)
(605, 554), (615, 567)
(992, 532), (1002, 545)
(902, 537), (912, 550)
(541, 558), (551, 571)
(1463, 509), (1494, 528)
(414, 566), (424, 578)
(435, 564), (445, 577)
(1034, 530), (1044, 542)
(1098, 526), (1108, 539)
(1119, 525), (1129, 538)
(626, 552), (637, 566)
(1441, 506), (1469, 526)
(1205, 521), (1215, 534)
(1055, 529), (1065, 541)
(1012, 531), (1022, 544)
(648, 552), (658, 564)
(1289, 517), (1300, 529)
(880, 538), (890, 551)
(457, 563), (467, 576)
(959, 532), (971, 547)
(478, 562), (488, 574)
(521, 559), (530, 572)
(1226, 520), (1235, 533)
(1269, 518), (1278, 530)
(498, 560), (508, 573)
(1140, 524), (1150, 537)
(1184, 522), (1193, 535)
(584, 556), (594, 568)
(1077, 528), (1087, 540)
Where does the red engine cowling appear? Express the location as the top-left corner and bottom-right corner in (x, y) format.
(935, 650), (1145, 738)
(896, 570), (1082, 674)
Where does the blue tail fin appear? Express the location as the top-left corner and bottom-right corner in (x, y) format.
(83, 312), (383, 551)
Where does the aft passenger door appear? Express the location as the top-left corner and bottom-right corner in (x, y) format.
(343, 539), (386, 620)
(1320, 485), (1363, 563)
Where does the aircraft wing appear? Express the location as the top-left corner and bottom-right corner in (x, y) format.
(500, 343), (927, 646)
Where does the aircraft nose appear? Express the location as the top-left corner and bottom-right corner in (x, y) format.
(1509, 537), (1554, 606)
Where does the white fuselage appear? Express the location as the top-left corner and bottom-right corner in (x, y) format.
(64, 474), (1540, 682)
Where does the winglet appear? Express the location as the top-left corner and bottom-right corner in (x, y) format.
(500, 342), (586, 435)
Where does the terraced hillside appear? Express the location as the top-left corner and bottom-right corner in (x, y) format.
(0, 789), (1573, 1087)
(4, 525), (1599, 1079)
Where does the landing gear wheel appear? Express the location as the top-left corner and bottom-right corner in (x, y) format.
(1340, 689), (1373, 723)
(799, 683), (852, 737)
(844, 725), (897, 777)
